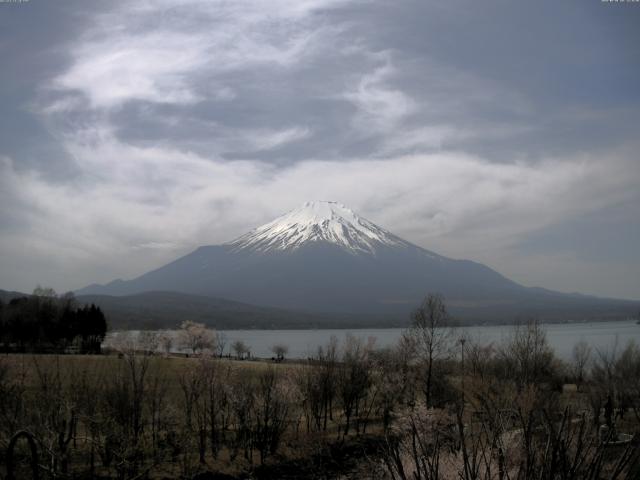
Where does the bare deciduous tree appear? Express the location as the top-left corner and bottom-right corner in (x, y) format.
(215, 332), (228, 358)
(572, 339), (591, 388)
(271, 343), (289, 361)
(296, 336), (339, 433)
(613, 340), (640, 423)
(371, 345), (409, 432)
(232, 340), (250, 360)
(338, 334), (374, 436)
(138, 331), (159, 354)
(178, 360), (207, 466)
(405, 293), (453, 407)
(158, 332), (173, 357)
(500, 319), (554, 389)
(253, 368), (291, 464)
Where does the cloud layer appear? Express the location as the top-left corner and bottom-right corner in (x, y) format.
(1, 0), (639, 298)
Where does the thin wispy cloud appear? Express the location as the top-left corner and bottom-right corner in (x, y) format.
(345, 55), (417, 135)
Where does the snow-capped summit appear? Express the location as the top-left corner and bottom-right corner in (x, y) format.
(228, 201), (409, 254)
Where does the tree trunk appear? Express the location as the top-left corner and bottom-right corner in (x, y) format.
(426, 352), (433, 407)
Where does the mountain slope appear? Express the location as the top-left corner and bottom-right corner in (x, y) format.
(1, 288), (384, 329)
(77, 201), (640, 322)
(0, 289), (28, 303)
(75, 291), (377, 330)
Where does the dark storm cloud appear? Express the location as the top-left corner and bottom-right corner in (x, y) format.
(0, 0), (638, 299)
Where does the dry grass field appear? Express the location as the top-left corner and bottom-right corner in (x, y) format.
(1, 321), (639, 479)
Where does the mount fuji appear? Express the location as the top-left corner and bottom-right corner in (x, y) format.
(228, 201), (411, 254)
(77, 201), (639, 324)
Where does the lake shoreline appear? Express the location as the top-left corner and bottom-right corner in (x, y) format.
(105, 319), (640, 362)
(109, 316), (640, 333)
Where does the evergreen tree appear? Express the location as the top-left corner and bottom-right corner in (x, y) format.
(0, 289), (108, 353)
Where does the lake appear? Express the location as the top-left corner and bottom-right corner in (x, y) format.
(105, 320), (640, 361)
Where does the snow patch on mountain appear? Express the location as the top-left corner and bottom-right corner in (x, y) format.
(228, 201), (410, 254)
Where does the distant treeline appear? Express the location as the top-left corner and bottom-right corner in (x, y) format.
(0, 287), (107, 353)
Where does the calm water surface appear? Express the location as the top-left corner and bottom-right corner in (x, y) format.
(106, 320), (640, 361)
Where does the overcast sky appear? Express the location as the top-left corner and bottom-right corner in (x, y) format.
(1, 0), (639, 299)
